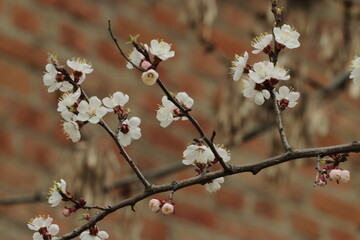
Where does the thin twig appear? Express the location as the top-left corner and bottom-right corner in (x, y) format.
(107, 20), (143, 71)
(271, 88), (292, 152)
(58, 141), (360, 240)
(156, 78), (230, 171)
(98, 120), (152, 190)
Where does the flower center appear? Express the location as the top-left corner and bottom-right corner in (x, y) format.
(121, 123), (129, 134)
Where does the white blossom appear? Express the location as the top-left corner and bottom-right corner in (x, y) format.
(251, 34), (272, 54)
(57, 88), (81, 114)
(43, 64), (73, 93)
(329, 169), (350, 183)
(231, 51), (249, 81)
(67, 58), (93, 84)
(205, 177), (224, 193)
(161, 203), (174, 215)
(141, 69), (159, 86)
(350, 56), (360, 86)
(126, 48), (144, 69)
(242, 78), (270, 105)
(156, 96), (177, 128)
(275, 86), (300, 108)
(77, 97), (108, 124)
(48, 179), (66, 207)
(28, 215), (59, 240)
(248, 61), (274, 84)
(79, 229), (109, 240)
(102, 91), (129, 112)
(175, 92), (194, 110)
(273, 24), (300, 49)
(272, 65), (290, 81)
(62, 120), (81, 142)
(214, 144), (231, 162)
(149, 199), (161, 212)
(149, 39), (175, 60)
(117, 117), (142, 146)
(182, 144), (215, 165)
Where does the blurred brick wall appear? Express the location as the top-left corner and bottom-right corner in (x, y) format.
(0, 0), (360, 240)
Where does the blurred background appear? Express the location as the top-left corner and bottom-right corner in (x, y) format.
(1, 0), (360, 239)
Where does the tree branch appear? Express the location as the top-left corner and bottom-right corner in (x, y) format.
(58, 141), (360, 239)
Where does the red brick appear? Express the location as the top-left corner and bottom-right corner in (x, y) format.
(329, 227), (357, 240)
(212, 29), (248, 57)
(0, 59), (32, 94)
(23, 137), (56, 167)
(60, 23), (89, 54)
(61, 0), (100, 23)
(12, 103), (49, 133)
(190, 48), (224, 79)
(170, 73), (206, 98)
(254, 198), (279, 219)
(223, 223), (287, 240)
(96, 40), (125, 67)
(141, 218), (167, 240)
(116, 16), (165, 43)
(0, 128), (12, 155)
(142, 122), (186, 154)
(35, 0), (100, 23)
(291, 212), (320, 240)
(0, 160), (37, 191)
(175, 202), (217, 228)
(312, 192), (360, 224)
(222, 4), (256, 33)
(216, 187), (244, 209)
(0, 35), (47, 68)
(151, 5), (186, 34)
(12, 5), (39, 33)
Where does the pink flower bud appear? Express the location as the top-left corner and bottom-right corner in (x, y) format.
(141, 61), (152, 70)
(62, 208), (71, 217)
(149, 199), (161, 212)
(161, 202), (174, 215)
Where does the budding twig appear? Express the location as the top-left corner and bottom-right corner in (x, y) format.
(58, 141), (360, 240)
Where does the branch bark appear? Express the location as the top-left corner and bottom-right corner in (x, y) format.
(58, 141), (360, 239)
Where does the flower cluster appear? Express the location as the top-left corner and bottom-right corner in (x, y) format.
(28, 215), (59, 240)
(149, 198), (175, 215)
(126, 38), (175, 86)
(43, 58), (142, 146)
(48, 179), (67, 207)
(350, 56), (360, 86)
(231, 24), (300, 106)
(156, 92), (194, 127)
(315, 154), (351, 186)
(182, 143), (230, 193)
(80, 227), (109, 240)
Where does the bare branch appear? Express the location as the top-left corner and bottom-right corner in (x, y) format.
(58, 141), (360, 239)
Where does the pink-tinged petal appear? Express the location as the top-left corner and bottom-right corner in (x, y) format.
(77, 101), (89, 112)
(89, 96), (102, 108)
(118, 133), (131, 146)
(288, 92), (300, 102)
(98, 231), (109, 239)
(89, 116), (100, 124)
(43, 217), (53, 227)
(254, 92), (265, 105)
(288, 102), (297, 108)
(129, 128), (141, 140)
(262, 90), (270, 99)
(96, 107), (108, 118)
(278, 86), (290, 98)
(128, 117), (141, 127)
(77, 113), (90, 121)
(102, 97), (115, 109)
(48, 224), (60, 235)
(33, 232), (43, 240)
